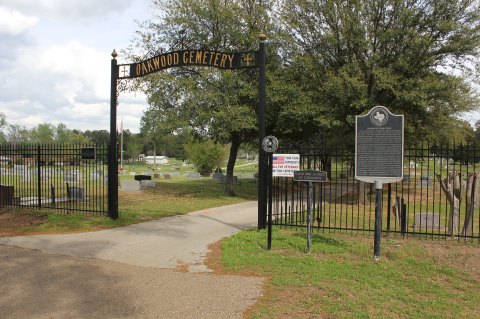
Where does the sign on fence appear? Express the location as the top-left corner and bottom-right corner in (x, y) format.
(293, 170), (328, 182)
(272, 154), (300, 177)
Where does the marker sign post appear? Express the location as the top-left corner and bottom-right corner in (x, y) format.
(294, 170), (328, 253)
(262, 136), (279, 250)
(266, 153), (300, 250)
(355, 106), (404, 260)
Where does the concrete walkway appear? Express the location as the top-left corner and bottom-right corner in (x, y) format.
(0, 201), (264, 318)
(0, 201), (258, 272)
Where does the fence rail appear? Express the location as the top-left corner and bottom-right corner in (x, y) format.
(272, 145), (480, 241)
(0, 143), (108, 215)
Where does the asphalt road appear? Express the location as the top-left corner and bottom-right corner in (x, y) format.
(0, 201), (264, 318)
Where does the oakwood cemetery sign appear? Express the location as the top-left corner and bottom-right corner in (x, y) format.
(355, 106), (404, 260)
(109, 36), (267, 222)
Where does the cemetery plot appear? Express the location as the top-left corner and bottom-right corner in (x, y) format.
(270, 145), (480, 240)
(0, 144), (108, 215)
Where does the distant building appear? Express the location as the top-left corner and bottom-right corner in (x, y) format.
(144, 156), (169, 164)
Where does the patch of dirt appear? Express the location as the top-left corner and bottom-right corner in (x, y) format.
(205, 241), (270, 319)
(0, 210), (48, 237)
(420, 241), (480, 281)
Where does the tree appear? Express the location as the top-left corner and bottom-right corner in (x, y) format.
(30, 123), (55, 143)
(6, 124), (30, 144)
(83, 130), (110, 145)
(0, 112), (6, 143)
(127, 0), (276, 195)
(279, 0), (480, 146)
(184, 140), (226, 176)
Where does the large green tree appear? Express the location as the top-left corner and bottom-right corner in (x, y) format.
(279, 0), (480, 146)
(128, 0), (276, 195)
(0, 112), (6, 143)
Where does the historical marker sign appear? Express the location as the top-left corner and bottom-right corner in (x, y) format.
(294, 170), (328, 182)
(355, 106), (404, 184)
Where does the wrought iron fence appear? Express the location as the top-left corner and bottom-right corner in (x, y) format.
(271, 144), (480, 241)
(0, 143), (108, 215)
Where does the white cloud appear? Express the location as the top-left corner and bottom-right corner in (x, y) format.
(26, 41), (111, 100)
(0, 0), (152, 133)
(0, 41), (147, 132)
(0, 6), (38, 36)
(1, 0), (135, 22)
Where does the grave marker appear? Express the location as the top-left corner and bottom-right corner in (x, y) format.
(121, 180), (141, 192)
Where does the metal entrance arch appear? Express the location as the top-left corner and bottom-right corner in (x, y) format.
(108, 35), (268, 228)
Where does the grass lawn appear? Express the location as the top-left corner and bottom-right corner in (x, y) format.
(0, 178), (257, 234)
(213, 228), (480, 319)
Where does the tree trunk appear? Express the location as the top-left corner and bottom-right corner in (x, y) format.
(436, 172), (461, 236)
(358, 181), (367, 204)
(225, 139), (240, 196)
(462, 172), (480, 236)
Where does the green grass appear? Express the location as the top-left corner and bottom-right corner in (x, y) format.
(8, 178), (257, 233)
(220, 228), (480, 319)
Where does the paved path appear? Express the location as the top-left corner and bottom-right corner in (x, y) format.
(0, 201), (258, 271)
(0, 201), (264, 318)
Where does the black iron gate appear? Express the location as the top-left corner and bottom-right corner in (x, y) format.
(0, 143), (108, 215)
(271, 143), (480, 241)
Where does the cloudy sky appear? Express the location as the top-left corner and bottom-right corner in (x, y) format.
(0, 0), (151, 133)
(1, 0), (479, 135)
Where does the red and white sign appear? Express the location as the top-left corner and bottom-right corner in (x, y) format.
(272, 154), (300, 177)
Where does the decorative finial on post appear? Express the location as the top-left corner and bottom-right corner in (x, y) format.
(259, 33), (267, 41)
(111, 49), (118, 59)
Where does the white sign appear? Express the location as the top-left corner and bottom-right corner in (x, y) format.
(272, 154), (300, 177)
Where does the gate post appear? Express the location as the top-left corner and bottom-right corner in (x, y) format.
(258, 34), (267, 229)
(108, 50), (119, 219)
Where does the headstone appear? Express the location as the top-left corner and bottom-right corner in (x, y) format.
(91, 172), (102, 180)
(219, 175), (238, 184)
(171, 172), (180, 177)
(164, 174), (171, 180)
(13, 165), (27, 176)
(121, 180), (141, 191)
(212, 172), (225, 182)
(413, 213), (441, 228)
(23, 170), (31, 182)
(0, 185), (14, 207)
(140, 180), (156, 188)
(154, 173), (161, 179)
(68, 186), (85, 200)
(129, 172), (136, 176)
(420, 175), (433, 188)
(65, 170), (81, 184)
(187, 172), (201, 179)
(134, 175), (152, 181)
(238, 174), (255, 179)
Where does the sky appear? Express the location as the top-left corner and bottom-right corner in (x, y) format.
(0, 0), (151, 133)
(0, 0), (479, 135)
